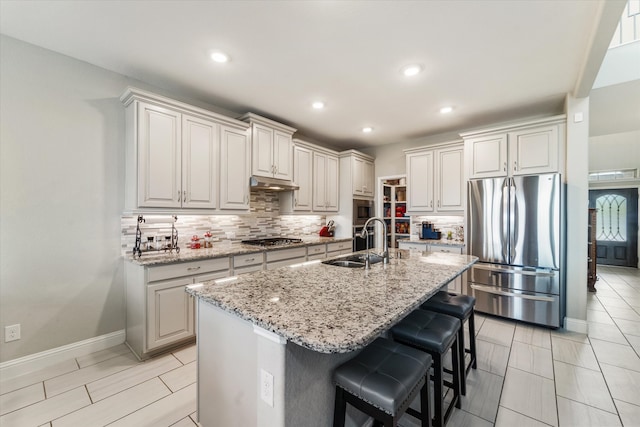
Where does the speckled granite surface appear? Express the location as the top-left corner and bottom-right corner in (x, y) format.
(187, 249), (477, 354)
(401, 236), (465, 247)
(127, 236), (352, 266)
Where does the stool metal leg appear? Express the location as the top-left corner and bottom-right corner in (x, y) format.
(433, 354), (444, 427)
(458, 325), (466, 395)
(468, 312), (477, 371)
(420, 375), (432, 427)
(333, 386), (346, 427)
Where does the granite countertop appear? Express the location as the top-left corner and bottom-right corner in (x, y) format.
(402, 236), (465, 247)
(187, 249), (477, 354)
(127, 236), (353, 266)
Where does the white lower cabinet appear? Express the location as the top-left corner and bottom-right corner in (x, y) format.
(307, 243), (327, 260)
(125, 257), (230, 360)
(327, 240), (352, 257)
(146, 278), (194, 351)
(266, 247), (307, 270)
(232, 252), (264, 275)
(397, 241), (464, 293)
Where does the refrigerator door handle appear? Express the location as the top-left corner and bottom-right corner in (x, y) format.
(502, 178), (510, 262)
(473, 264), (556, 277)
(509, 176), (517, 262)
(470, 284), (556, 302)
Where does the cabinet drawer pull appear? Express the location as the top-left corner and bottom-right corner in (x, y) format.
(245, 258), (255, 263)
(513, 161), (518, 171)
(439, 249), (450, 253)
(187, 266), (201, 271)
(178, 191), (181, 203)
(503, 162), (507, 172)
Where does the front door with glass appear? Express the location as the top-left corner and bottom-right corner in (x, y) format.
(589, 188), (639, 267)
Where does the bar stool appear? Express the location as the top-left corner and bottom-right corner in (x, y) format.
(421, 291), (477, 395)
(391, 310), (461, 427)
(333, 337), (432, 427)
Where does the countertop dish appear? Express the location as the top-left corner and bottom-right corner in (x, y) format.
(187, 249), (477, 353)
(127, 236), (352, 266)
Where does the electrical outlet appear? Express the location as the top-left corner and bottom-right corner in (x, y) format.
(5, 324), (20, 342)
(260, 369), (274, 407)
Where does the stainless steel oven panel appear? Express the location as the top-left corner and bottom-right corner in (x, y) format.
(469, 263), (559, 295)
(465, 283), (560, 328)
(353, 199), (374, 226)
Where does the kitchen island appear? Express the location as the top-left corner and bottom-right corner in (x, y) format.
(187, 249), (477, 427)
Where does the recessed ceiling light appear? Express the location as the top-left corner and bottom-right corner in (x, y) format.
(362, 127), (373, 133)
(402, 64), (422, 77)
(440, 106), (454, 114)
(312, 101), (325, 110)
(210, 51), (230, 63)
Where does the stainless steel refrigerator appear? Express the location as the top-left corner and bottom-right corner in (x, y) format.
(465, 173), (564, 328)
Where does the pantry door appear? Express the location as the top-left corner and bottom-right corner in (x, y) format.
(589, 188), (639, 267)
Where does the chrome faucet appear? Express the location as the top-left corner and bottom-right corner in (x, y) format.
(360, 217), (389, 268)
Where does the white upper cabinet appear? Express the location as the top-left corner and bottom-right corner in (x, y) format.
(220, 125), (250, 210)
(136, 102), (182, 208)
(121, 87), (250, 213)
(405, 142), (464, 214)
(182, 115), (218, 209)
(292, 144), (313, 211)
(241, 113), (296, 181)
(508, 125), (559, 175)
(466, 134), (508, 178)
(341, 151), (375, 199)
(281, 140), (339, 213)
(313, 151), (339, 212)
(352, 156), (375, 197)
(436, 146), (464, 211)
(462, 116), (565, 180)
(406, 150), (434, 212)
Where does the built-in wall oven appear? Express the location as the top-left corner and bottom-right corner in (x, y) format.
(352, 199), (375, 251)
(353, 199), (374, 226)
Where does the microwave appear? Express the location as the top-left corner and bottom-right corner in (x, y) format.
(353, 199), (374, 225)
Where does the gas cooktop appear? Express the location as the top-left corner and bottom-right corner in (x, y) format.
(241, 237), (303, 247)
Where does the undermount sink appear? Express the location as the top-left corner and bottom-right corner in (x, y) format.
(322, 259), (366, 268)
(322, 254), (384, 268)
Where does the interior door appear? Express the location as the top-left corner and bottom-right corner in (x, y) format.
(589, 188), (639, 267)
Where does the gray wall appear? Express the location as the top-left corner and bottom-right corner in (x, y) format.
(0, 35), (236, 362)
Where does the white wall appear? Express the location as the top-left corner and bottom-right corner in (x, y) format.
(589, 130), (640, 171)
(564, 96), (590, 332)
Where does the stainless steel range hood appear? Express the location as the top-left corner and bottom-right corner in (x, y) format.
(249, 176), (299, 192)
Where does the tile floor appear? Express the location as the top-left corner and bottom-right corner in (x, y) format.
(0, 265), (638, 427)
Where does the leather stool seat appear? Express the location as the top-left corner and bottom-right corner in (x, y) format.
(333, 337), (432, 426)
(391, 309), (462, 427)
(421, 291), (478, 395)
(421, 292), (474, 319)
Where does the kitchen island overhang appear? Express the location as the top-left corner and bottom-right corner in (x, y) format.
(187, 249), (477, 427)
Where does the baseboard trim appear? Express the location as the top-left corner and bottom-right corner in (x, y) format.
(564, 317), (589, 334)
(0, 330), (126, 381)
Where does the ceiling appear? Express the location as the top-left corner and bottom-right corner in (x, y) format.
(0, 0), (621, 149)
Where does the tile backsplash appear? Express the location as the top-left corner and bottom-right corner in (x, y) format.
(410, 215), (464, 240)
(121, 190), (326, 255)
